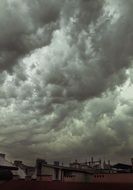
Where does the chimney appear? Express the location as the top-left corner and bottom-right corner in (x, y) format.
(0, 153), (5, 159)
(54, 161), (59, 166)
(108, 160), (111, 172)
(131, 158), (133, 170)
(99, 159), (101, 169)
(103, 160), (106, 169)
(91, 157), (94, 167)
(108, 160), (111, 168)
(14, 160), (23, 167)
(36, 159), (47, 176)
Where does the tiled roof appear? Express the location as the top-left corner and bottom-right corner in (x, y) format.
(0, 156), (17, 169)
(41, 163), (94, 174)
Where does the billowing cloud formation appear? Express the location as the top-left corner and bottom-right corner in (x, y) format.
(0, 0), (63, 71)
(0, 0), (133, 164)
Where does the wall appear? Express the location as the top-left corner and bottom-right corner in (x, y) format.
(41, 166), (53, 176)
(37, 175), (52, 181)
(37, 166), (54, 181)
(40, 166), (62, 181)
(63, 172), (90, 183)
(40, 166), (91, 183)
(91, 173), (133, 183)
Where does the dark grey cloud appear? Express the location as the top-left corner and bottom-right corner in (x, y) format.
(0, 0), (63, 71)
(0, 0), (133, 164)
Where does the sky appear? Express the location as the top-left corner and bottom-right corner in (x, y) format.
(0, 0), (133, 164)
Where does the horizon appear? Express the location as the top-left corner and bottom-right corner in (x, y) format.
(2, 152), (133, 167)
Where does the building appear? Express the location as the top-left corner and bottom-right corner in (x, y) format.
(36, 159), (93, 183)
(112, 163), (132, 173)
(0, 153), (17, 181)
(14, 160), (35, 180)
(70, 158), (101, 170)
(0, 153), (17, 170)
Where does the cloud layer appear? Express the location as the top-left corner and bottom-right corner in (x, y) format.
(0, 0), (133, 164)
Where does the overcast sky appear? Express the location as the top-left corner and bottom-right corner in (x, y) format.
(0, 0), (133, 164)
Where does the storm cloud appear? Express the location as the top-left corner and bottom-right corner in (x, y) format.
(0, 0), (133, 164)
